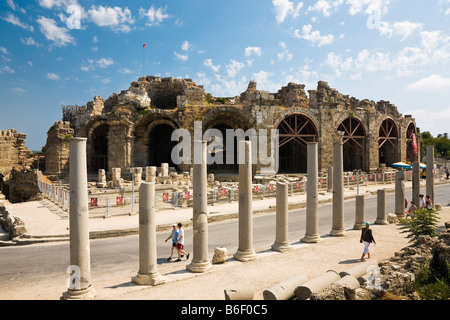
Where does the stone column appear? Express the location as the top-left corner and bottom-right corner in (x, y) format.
(426, 145), (435, 209)
(331, 132), (345, 236)
(327, 165), (333, 193)
(353, 194), (366, 230)
(302, 142), (320, 243)
(375, 189), (388, 225)
(62, 138), (96, 300)
(132, 182), (165, 286)
(187, 141), (212, 273)
(234, 140), (256, 262)
(161, 163), (169, 177)
(395, 171), (406, 218)
(112, 168), (121, 187)
(272, 182), (291, 252)
(134, 167), (143, 186)
(412, 161), (420, 208)
(145, 166), (157, 183)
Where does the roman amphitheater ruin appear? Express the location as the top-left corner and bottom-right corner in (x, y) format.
(1, 76), (422, 202)
(44, 76), (421, 176)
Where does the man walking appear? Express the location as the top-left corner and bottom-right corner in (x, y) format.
(175, 223), (190, 262)
(165, 224), (178, 261)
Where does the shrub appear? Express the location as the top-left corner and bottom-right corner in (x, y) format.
(399, 209), (439, 244)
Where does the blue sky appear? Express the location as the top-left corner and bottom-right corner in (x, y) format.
(1, 0), (450, 151)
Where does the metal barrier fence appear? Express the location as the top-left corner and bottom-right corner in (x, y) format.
(36, 168), (445, 218)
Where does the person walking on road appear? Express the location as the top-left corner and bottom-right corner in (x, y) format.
(360, 222), (376, 261)
(175, 223), (190, 262)
(165, 224), (179, 261)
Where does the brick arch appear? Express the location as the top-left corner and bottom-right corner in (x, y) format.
(202, 106), (254, 131)
(133, 111), (180, 168)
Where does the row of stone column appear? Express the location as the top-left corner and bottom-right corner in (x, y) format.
(61, 137), (435, 299)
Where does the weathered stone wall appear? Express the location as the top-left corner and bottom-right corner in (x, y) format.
(42, 121), (73, 176)
(45, 75), (420, 176)
(0, 129), (33, 180)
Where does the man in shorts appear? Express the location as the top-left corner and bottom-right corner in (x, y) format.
(164, 224), (178, 261)
(175, 222), (190, 262)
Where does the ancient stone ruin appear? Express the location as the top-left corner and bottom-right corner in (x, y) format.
(43, 76), (422, 179)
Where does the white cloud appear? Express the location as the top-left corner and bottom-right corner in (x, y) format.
(174, 52), (188, 61)
(446, 8), (450, 15)
(226, 60), (245, 78)
(272, 0), (303, 23)
(38, 0), (75, 9)
(346, 0), (391, 16)
(37, 16), (75, 46)
(181, 40), (191, 51)
(20, 37), (42, 47)
(88, 5), (134, 32)
(379, 21), (424, 40)
(139, 6), (170, 26)
(204, 59), (221, 72)
(324, 27), (450, 79)
(0, 66), (15, 74)
(407, 74), (450, 91)
(307, 0), (343, 17)
(278, 49), (294, 61)
(10, 87), (26, 94)
(46, 72), (60, 80)
(293, 24), (334, 46)
(97, 57), (114, 68)
(2, 12), (34, 31)
(0, 47), (7, 55)
(244, 46), (262, 57)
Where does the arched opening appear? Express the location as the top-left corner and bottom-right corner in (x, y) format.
(277, 113), (318, 173)
(406, 122), (418, 163)
(148, 123), (177, 168)
(379, 118), (398, 166)
(337, 117), (366, 171)
(207, 123), (238, 173)
(90, 123), (109, 173)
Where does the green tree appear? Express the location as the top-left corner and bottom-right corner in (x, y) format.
(399, 209), (440, 244)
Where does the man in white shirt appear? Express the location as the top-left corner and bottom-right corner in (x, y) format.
(419, 194), (425, 210)
(175, 223), (190, 262)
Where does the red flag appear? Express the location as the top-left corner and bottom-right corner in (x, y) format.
(143, 43), (146, 48)
(411, 133), (418, 155)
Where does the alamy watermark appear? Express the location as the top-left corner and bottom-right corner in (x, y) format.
(171, 121), (280, 174)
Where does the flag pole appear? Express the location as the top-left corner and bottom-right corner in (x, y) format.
(143, 43), (145, 76)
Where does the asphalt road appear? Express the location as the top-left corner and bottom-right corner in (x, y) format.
(1, 184), (449, 289)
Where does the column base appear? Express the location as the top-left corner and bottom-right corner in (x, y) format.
(330, 229), (345, 236)
(271, 242), (293, 252)
(61, 285), (96, 300)
(300, 234), (321, 243)
(186, 260), (212, 273)
(395, 213), (406, 219)
(131, 272), (165, 286)
(234, 249), (256, 262)
(375, 219), (389, 225)
(353, 223), (366, 230)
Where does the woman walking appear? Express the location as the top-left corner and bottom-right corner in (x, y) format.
(360, 222), (376, 261)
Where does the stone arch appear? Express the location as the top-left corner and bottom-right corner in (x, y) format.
(202, 107), (254, 173)
(275, 112), (319, 173)
(378, 117), (399, 166)
(133, 111), (180, 168)
(86, 118), (109, 173)
(336, 116), (367, 171)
